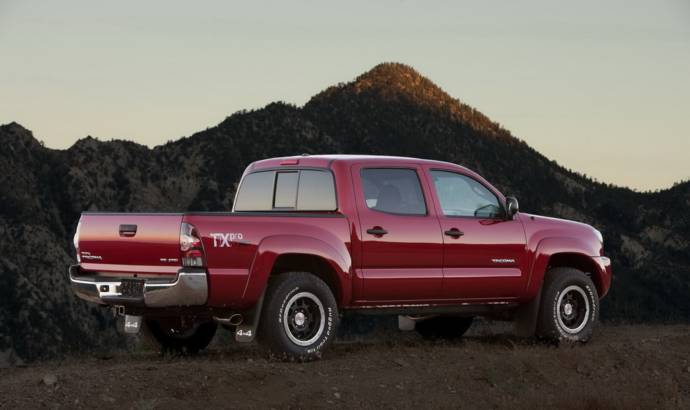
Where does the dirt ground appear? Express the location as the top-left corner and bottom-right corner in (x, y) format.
(0, 323), (688, 409)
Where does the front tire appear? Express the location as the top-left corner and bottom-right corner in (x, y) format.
(144, 317), (217, 354)
(258, 272), (338, 361)
(536, 267), (599, 342)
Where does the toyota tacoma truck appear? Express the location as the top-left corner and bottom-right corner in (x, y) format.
(70, 155), (612, 360)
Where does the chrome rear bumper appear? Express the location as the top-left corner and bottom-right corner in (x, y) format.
(68, 265), (208, 307)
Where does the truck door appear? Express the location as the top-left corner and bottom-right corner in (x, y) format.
(352, 163), (443, 302)
(426, 168), (528, 300)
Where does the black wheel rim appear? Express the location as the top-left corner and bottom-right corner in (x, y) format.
(556, 285), (590, 334)
(283, 292), (325, 346)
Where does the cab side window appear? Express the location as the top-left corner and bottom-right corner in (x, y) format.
(431, 170), (503, 218)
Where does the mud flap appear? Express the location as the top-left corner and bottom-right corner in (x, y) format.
(235, 326), (255, 342)
(513, 285), (542, 337)
(235, 289), (266, 343)
(124, 315), (143, 334)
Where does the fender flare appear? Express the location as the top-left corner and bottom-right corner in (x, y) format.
(515, 236), (601, 336)
(525, 236), (601, 299)
(241, 234), (352, 306)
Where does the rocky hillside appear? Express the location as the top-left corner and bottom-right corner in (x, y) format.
(0, 63), (688, 364)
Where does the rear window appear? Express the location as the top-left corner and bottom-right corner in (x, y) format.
(297, 170), (337, 210)
(234, 169), (337, 212)
(233, 171), (274, 211)
(274, 171), (299, 208)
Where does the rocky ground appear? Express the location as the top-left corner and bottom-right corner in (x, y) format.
(0, 324), (688, 409)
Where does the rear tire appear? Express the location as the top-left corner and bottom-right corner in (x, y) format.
(416, 316), (474, 340)
(144, 317), (217, 354)
(536, 267), (598, 343)
(258, 272), (338, 361)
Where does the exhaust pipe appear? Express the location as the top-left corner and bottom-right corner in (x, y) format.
(229, 314), (243, 326)
(214, 313), (243, 326)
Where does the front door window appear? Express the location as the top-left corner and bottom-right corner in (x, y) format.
(431, 170), (503, 219)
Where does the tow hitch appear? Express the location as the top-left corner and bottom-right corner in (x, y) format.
(124, 315), (143, 334)
(112, 305), (142, 334)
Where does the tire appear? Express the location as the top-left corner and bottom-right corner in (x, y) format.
(143, 317), (217, 354)
(258, 272), (339, 361)
(536, 267), (599, 343)
(416, 316), (474, 340)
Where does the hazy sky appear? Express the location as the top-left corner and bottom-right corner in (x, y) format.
(1, 1), (688, 190)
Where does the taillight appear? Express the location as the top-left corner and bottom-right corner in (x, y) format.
(180, 222), (206, 267)
(73, 220), (82, 263)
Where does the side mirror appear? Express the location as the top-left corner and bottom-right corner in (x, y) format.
(506, 196), (519, 218)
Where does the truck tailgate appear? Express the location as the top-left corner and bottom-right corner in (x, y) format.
(77, 213), (183, 276)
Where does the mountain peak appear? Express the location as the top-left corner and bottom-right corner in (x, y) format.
(344, 62), (455, 107)
(1, 121), (30, 134)
(353, 62), (427, 89)
(0, 122), (43, 150)
(306, 62), (508, 139)
(307, 62), (457, 114)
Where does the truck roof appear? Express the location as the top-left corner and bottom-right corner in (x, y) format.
(248, 154), (471, 173)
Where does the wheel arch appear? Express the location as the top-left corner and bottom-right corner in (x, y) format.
(526, 236), (606, 300)
(547, 253), (604, 296)
(242, 235), (352, 307)
(269, 253), (344, 304)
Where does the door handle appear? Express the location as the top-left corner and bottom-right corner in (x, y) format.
(366, 227), (388, 236)
(444, 228), (464, 238)
(119, 224), (137, 237)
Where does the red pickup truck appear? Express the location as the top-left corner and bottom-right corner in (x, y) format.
(70, 155), (612, 359)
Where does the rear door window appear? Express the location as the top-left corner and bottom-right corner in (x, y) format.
(360, 168), (427, 215)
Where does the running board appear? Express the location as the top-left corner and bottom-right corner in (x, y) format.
(351, 302), (519, 317)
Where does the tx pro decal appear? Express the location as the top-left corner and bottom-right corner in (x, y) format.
(210, 232), (244, 248)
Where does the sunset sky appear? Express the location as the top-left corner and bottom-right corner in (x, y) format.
(1, 0), (688, 190)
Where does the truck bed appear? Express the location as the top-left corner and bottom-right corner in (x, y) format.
(72, 211), (351, 309)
